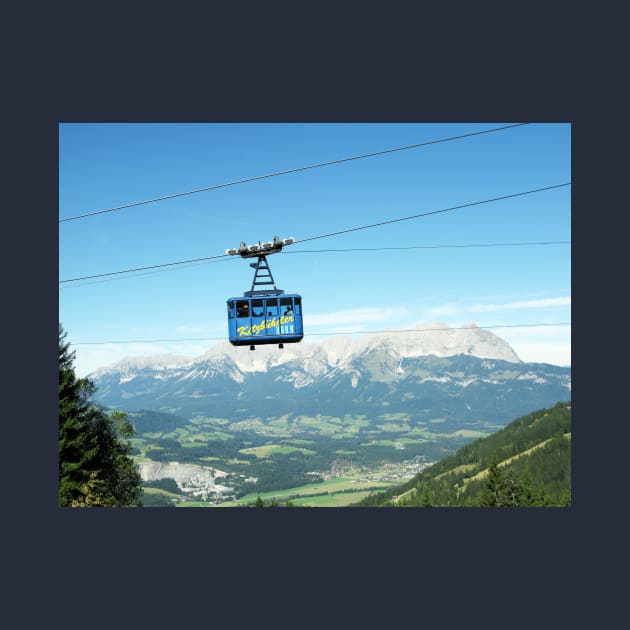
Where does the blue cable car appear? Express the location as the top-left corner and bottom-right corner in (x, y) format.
(226, 236), (304, 350)
(227, 293), (304, 349)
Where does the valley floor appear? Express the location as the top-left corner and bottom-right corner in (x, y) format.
(173, 457), (432, 507)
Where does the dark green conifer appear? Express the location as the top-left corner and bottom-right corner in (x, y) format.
(479, 454), (504, 507)
(420, 486), (432, 507)
(59, 324), (142, 507)
(501, 469), (525, 507)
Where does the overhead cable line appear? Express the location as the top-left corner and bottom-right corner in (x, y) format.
(295, 183), (571, 244)
(59, 123), (529, 223)
(71, 322), (571, 346)
(59, 240), (570, 289)
(305, 322), (571, 337)
(59, 252), (231, 284)
(58, 257), (234, 289)
(286, 241), (571, 254)
(59, 182), (571, 284)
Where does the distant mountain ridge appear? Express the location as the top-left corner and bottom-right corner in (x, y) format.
(90, 324), (570, 428)
(92, 322), (521, 377)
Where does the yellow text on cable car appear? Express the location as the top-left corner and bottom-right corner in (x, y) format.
(237, 314), (295, 337)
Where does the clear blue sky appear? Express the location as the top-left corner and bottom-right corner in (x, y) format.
(59, 122), (571, 375)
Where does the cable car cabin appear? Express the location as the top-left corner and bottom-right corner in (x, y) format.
(227, 293), (303, 349)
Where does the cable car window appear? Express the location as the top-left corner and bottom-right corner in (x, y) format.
(251, 299), (264, 317)
(265, 299), (279, 318)
(236, 300), (250, 318)
(227, 301), (235, 319)
(293, 297), (301, 316)
(280, 297), (295, 334)
(280, 297), (293, 316)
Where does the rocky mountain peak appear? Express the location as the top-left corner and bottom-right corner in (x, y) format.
(90, 322), (521, 379)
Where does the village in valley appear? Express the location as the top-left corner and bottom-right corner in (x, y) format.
(323, 454), (432, 483)
(141, 454), (434, 506)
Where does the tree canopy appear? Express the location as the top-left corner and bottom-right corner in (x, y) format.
(354, 402), (571, 508)
(59, 324), (142, 507)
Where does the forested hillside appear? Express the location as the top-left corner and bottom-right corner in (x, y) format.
(353, 402), (571, 507)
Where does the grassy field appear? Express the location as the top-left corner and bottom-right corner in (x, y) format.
(238, 444), (316, 458)
(177, 475), (395, 508)
(290, 491), (376, 507)
(464, 433), (572, 483)
(444, 429), (488, 438)
(142, 487), (182, 500)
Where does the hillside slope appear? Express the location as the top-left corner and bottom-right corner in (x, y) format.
(353, 401), (571, 507)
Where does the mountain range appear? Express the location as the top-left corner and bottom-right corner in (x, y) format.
(90, 323), (571, 428)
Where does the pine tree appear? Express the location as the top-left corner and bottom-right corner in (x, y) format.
(516, 467), (537, 507)
(532, 482), (552, 507)
(501, 470), (525, 507)
(59, 324), (142, 507)
(420, 486), (432, 507)
(59, 325), (100, 505)
(71, 470), (110, 507)
(479, 455), (504, 507)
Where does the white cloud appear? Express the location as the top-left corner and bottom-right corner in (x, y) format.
(421, 303), (460, 318)
(304, 307), (408, 328)
(174, 325), (212, 334)
(497, 324), (571, 339)
(469, 296), (571, 313)
(497, 324), (571, 366)
(310, 325), (368, 337)
(418, 295), (571, 320)
(509, 342), (571, 366)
